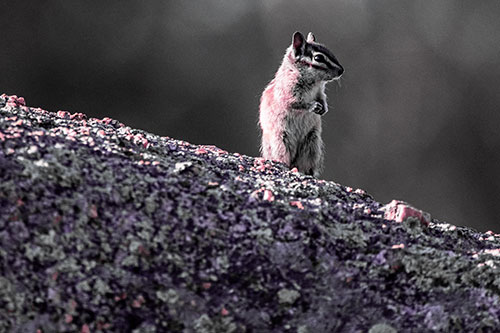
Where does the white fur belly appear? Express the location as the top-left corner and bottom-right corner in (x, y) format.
(285, 110), (321, 145)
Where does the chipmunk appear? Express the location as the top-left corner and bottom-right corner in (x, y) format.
(259, 31), (343, 176)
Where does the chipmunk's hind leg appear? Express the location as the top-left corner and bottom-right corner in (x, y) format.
(291, 128), (324, 177)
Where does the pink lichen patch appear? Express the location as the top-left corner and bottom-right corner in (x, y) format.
(250, 188), (263, 199)
(126, 133), (150, 149)
(477, 260), (495, 268)
(238, 165), (245, 172)
(253, 158), (273, 173)
(70, 112), (87, 120)
(3, 94), (26, 107)
(195, 147), (208, 155)
(0, 131), (5, 141)
(346, 187), (353, 192)
(483, 248), (500, 256)
(290, 167), (299, 173)
(202, 282), (212, 290)
(221, 307), (229, 316)
(31, 107), (47, 115)
(381, 200), (430, 226)
(65, 314), (73, 323)
(59, 128), (78, 139)
(81, 324), (90, 333)
(138, 245), (150, 256)
(4, 94), (26, 107)
(101, 117), (113, 124)
(89, 205), (98, 219)
(290, 201), (304, 210)
(97, 130), (106, 137)
(354, 188), (365, 195)
(263, 189), (275, 202)
(391, 243), (405, 249)
(132, 295), (145, 308)
(79, 127), (90, 136)
(3, 94), (26, 106)
(97, 322), (112, 330)
(201, 145), (227, 155)
(69, 299), (78, 311)
(57, 110), (71, 119)
(29, 130), (46, 137)
(12, 119), (23, 126)
(255, 164), (266, 172)
(485, 230), (500, 240)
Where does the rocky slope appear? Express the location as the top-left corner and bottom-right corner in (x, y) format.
(1, 94), (500, 332)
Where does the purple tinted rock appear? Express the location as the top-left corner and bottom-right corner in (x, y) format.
(0, 94), (500, 332)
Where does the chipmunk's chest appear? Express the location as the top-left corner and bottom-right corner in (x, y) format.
(293, 80), (324, 104)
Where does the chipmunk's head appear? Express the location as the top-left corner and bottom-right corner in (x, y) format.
(290, 31), (344, 82)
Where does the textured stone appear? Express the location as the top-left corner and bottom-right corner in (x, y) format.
(1, 94), (500, 332)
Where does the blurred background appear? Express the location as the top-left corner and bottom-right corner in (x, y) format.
(1, 1), (500, 231)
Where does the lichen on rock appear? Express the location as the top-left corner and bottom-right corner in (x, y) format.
(1, 94), (500, 332)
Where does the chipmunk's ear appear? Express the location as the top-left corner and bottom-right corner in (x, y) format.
(292, 31), (305, 56)
(307, 32), (316, 43)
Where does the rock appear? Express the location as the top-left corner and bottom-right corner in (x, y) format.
(381, 199), (431, 225)
(1, 94), (500, 332)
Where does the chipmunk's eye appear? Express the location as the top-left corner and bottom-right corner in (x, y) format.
(313, 54), (326, 63)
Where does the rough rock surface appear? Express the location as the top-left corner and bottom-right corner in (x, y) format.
(1, 94), (500, 332)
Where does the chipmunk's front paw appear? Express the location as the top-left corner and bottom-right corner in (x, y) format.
(309, 102), (327, 115)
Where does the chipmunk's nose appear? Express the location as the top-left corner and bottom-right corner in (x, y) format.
(337, 66), (344, 77)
